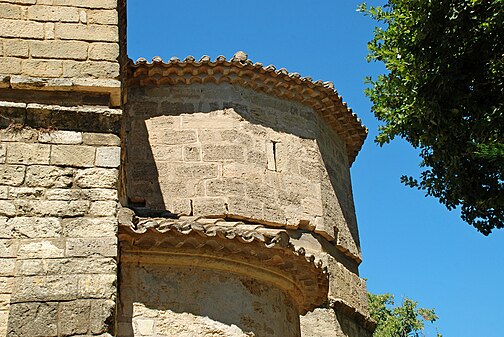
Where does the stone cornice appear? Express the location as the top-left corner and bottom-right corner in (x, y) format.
(118, 211), (329, 315)
(127, 52), (367, 165)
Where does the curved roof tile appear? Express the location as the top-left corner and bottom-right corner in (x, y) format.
(128, 51), (367, 165)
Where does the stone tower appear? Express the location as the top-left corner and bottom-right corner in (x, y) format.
(0, 1), (374, 336)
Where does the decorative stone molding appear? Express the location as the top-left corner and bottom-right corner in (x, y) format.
(118, 209), (329, 315)
(127, 52), (367, 164)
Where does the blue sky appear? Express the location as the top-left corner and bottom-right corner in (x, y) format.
(127, 1), (504, 335)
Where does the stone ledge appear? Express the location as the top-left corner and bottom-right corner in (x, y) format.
(118, 209), (329, 315)
(0, 75), (121, 107)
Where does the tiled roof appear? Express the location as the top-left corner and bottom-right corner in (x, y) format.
(127, 51), (367, 165)
(118, 209), (329, 314)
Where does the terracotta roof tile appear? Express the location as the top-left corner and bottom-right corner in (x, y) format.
(127, 51), (367, 165)
(118, 211), (329, 314)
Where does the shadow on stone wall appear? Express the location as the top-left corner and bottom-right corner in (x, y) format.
(117, 261), (300, 337)
(124, 83), (360, 257)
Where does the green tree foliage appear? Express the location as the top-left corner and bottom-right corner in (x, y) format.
(369, 293), (442, 337)
(359, 0), (504, 234)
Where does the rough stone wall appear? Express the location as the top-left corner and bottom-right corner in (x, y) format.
(118, 264), (300, 337)
(0, 0), (120, 80)
(0, 102), (121, 336)
(125, 83), (361, 261)
(0, 1), (123, 336)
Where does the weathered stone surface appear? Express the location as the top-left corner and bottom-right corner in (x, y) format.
(7, 217), (61, 238)
(78, 274), (116, 299)
(15, 200), (90, 217)
(17, 240), (65, 259)
(75, 168), (118, 188)
(95, 146), (120, 168)
(25, 165), (74, 188)
(66, 237), (117, 257)
(0, 165), (25, 186)
(38, 130), (83, 144)
(59, 300), (91, 335)
(7, 302), (58, 337)
(6, 142), (50, 165)
(50, 144), (96, 167)
(11, 275), (78, 302)
(82, 132), (120, 146)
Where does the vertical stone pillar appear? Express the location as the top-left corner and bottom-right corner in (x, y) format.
(0, 0), (125, 335)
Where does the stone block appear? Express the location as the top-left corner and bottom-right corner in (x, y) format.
(50, 144), (95, 167)
(82, 132), (120, 146)
(55, 23), (119, 42)
(0, 57), (22, 75)
(181, 112), (240, 129)
(3, 39), (29, 57)
(0, 293), (9, 311)
(183, 145), (201, 161)
(6, 142), (50, 165)
(16, 259), (44, 276)
(0, 201), (15, 217)
(192, 197), (227, 217)
(27, 5), (80, 22)
(0, 3), (21, 19)
(45, 188), (82, 200)
(22, 59), (63, 77)
(0, 101), (26, 127)
(0, 164), (24, 186)
(15, 200), (90, 217)
(46, 257), (116, 275)
(17, 240), (65, 259)
(11, 275), (78, 302)
(206, 178), (247, 196)
(63, 60), (120, 79)
(0, 127), (37, 142)
(89, 42), (119, 61)
(53, 0), (117, 9)
(0, 276), (14, 293)
(78, 274), (116, 299)
(226, 196), (264, 221)
(90, 299), (115, 334)
(88, 9), (118, 25)
(89, 200), (117, 216)
(202, 144), (244, 161)
(0, 217), (9, 239)
(0, 143), (5, 164)
(62, 217), (116, 238)
(0, 186), (6, 199)
(59, 300), (91, 335)
(0, 18), (44, 39)
(31, 39), (88, 60)
(95, 146), (120, 168)
(7, 302), (58, 337)
(8, 186), (45, 199)
(168, 162), (219, 180)
(66, 237), (117, 257)
(75, 168), (118, 188)
(0, 240), (17, 258)
(150, 145), (183, 162)
(7, 217), (61, 238)
(82, 188), (118, 201)
(149, 130), (197, 145)
(25, 165), (74, 188)
(0, 259), (14, 276)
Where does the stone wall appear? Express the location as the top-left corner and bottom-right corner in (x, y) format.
(125, 83), (361, 261)
(0, 0), (120, 79)
(0, 102), (121, 336)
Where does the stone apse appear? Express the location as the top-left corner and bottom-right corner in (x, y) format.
(0, 0), (375, 336)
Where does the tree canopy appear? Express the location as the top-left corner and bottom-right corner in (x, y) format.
(369, 293), (442, 337)
(359, 0), (503, 234)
